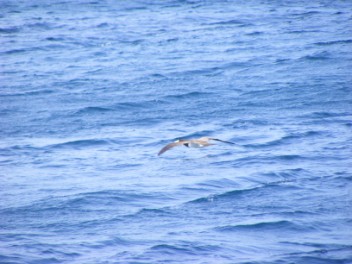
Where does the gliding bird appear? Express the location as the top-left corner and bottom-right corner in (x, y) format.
(158, 137), (235, 156)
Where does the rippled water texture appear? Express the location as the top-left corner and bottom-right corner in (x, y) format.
(1, 0), (352, 263)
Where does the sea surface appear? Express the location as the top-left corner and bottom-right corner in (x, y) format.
(1, 0), (352, 263)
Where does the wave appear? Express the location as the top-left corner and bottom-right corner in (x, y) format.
(314, 39), (352, 46)
(0, 45), (55, 55)
(259, 168), (308, 179)
(1, 48), (28, 55)
(172, 66), (223, 77)
(46, 36), (65, 41)
(299, 111), (351, 119)
(286, 29), (321, 34)
(0, 26), (20, 33)
(229, 154), (306, 167)
(279, 245), (352, 264)
(25, 22), (53, 30)
(163, 91), (213, 101)
(82, 236), (130, 248)
(0, 255), (62, 264)
(196, 178), (240, 190)
(1, 190), (173, 218)
(1, 144), (42, 153)
(228, 118), (270, 128)
(109, 100), (167, 111)
(149, 243), (221, 256)
(74, 106), (113, 115)
(0, 89), (56, 97)
(281, 256), (349, 264)
(245, 31), (264, 36)
(128, 207), (173, 219)
(300, 51), (332, 61)
(291, 11), (321, 16)
(1, 22), (56, 35)
(215, 220), (300, 232)
(48, 138), (111, 149)
(206, 19), (253, 27)
(188, 183), (300, 204)
(244, 130), (323, 148)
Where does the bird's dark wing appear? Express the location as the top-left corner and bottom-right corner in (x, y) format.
(158, 142), (183, 156)
(210, 138), (236, 145)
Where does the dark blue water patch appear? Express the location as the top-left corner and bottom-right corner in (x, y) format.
(1, 48), (28, 55)
(44, 36), (95, 48)
(0, 255), (62, 264)
(300, 111), (351, 119)
(162, 91), (214, 101)
(1, 44), (59, 55)
(245, 31), (264, 36)
(206, 19), (253, 27)
(279, 242), (352, 264)
(0, 190), (175, 232)
(0, 89), (56, 97)
(300, 51), (334, 61)
(314, 39), (352, 46)
(251, 209), (318, 219)
(74, 106), (114, 115)
(215, 220), (302, 233)
(127, 207), (174, 220)
(298, 112), (352, 125)
(171, 66), (224, 77)
(0, 235), (83, 263)
(179, 178), (241, 194)
(0, 26), (20, 33)
(282, 242), (352, 252)
(81, 236), (131, 249)
(1, 190), (173, 213)
(227, 118), (271, 129)
(0, 144), (44, 155)
(291, 11), (322, 17)
(279, 251), (351, 264)
(148, 243), (222, 257)
(196, 178), (240, 190)
(286, 29), (322, 35)
(45, 36), (66, 42)
(129, 245), (238, 264)
(117, 116), (162, 127)
(244, 130), (324, 149)
(25, 22), (54, 31)
(110, 100), (167, 111)
(257, 168), (310, 181)
(0, 255), (23, 264)
(47, 138), (111, 150)
(96, 22), (110, 28)
(188, 183), (302, 205)
(219, 60), (254, 71)
(229, 154), (307, 167)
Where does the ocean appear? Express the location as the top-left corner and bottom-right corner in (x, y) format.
(1, 0), (352, 263)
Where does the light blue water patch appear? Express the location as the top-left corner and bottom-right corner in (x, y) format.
(1, 0), (352, 263)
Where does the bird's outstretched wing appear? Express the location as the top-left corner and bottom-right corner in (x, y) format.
(158, 141), (183, 156)
(209, 138), (236, 145)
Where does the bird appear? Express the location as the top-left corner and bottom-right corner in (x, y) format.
(158, 137), (236, 156)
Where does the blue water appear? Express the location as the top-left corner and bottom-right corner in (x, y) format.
(1, 0), (352, 263)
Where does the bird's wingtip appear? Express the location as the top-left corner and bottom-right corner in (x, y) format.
(211, 138), (236, 145)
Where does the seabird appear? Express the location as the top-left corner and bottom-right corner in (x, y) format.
(158, 137), (235, 156)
